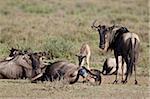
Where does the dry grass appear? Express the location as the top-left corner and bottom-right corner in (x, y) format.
(0, 75), (149, 99)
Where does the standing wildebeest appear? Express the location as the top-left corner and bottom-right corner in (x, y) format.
(102, 57), (127, 75)
(42, 60), (101, 85)
(92, 21), (140, 84)
(76, 43), (91, 70)
(0, 52), (48, 81)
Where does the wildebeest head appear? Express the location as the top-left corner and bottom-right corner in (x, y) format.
(9, 48), (24, 57)
(91, 20), (115, 51)
(28, 52), (49, 81)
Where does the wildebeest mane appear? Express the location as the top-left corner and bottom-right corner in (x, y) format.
(108, 27), (129, 50)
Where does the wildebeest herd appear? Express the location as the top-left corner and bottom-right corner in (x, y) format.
(0, 20), (140, 85)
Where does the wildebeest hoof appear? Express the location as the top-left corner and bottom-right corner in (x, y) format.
(82, 80), (86, 83)
(135, 80), (138, 85)
(122, 80), (127, 84)
(112, 80), (118, 84)
(31, 80), (37, 83)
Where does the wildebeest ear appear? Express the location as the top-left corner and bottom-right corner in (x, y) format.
(109, 25), (115, 31)
(75, 54), (79, 57)
(10, 47), (15, 51)
(98, 25), (101, 28)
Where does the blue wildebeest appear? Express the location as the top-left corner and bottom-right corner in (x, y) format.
(102, 57), (127, 76)
(42, 60), (101, 85)
(0, 51), (49, 82)
(91, 21), (140, 84)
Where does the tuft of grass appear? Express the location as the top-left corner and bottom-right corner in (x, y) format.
(20, 4), (54, 14)
(43, 36), (76, 59)
(0, 43), (9, 58)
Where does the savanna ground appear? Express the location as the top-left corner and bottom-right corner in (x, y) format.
(0, 0), (149, 98)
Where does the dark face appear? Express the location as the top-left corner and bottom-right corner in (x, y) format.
(30, 52), (49, 81)
(91, 20), (116, 51)
(95, 25), (115, 51)
(9, 48), (23, 57)
(97, 25), (108, 49)
(29, 54), (40, 76)
(29, 53), (44, 80)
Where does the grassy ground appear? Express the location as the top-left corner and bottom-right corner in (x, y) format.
(0, 75), (149, 99)
(0, 0), (149, 98)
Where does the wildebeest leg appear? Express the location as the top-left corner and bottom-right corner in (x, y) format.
(134, 51), (139, 84)
(44, 75), (50, 81)
(134, 64), (137, 84)
(113, 54), (119, 84)
(134, 39), (140, 85)
(121, 58), (125, 83)
(134, 43), (139, 85)
(56, 71), (61, 81)
(122, 56), (129, 84)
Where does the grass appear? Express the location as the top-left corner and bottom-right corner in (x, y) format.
(0, 76), (149, 99)
(0, 0), (149, 98)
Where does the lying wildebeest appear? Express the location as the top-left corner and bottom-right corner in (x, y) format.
(9, 48), (25, 57)
(5, 48), (51, 61)
(92, 21), (140, 84)
(0, 52), (48, 81)
(4, 48), (33, 61)
(41, 61), (101, 85)
(42, 61), (80, 84)
(76, 43), (91, 70)
(4, 48), (24, 60)
(102, 57), (127, 75)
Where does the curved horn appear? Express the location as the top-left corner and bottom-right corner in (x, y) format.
(91, 20), (98, 29)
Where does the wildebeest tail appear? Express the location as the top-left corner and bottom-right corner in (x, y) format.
(128, 38), (137, 76)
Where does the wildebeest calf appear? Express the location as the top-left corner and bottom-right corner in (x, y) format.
(102, 57), (127, 76)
